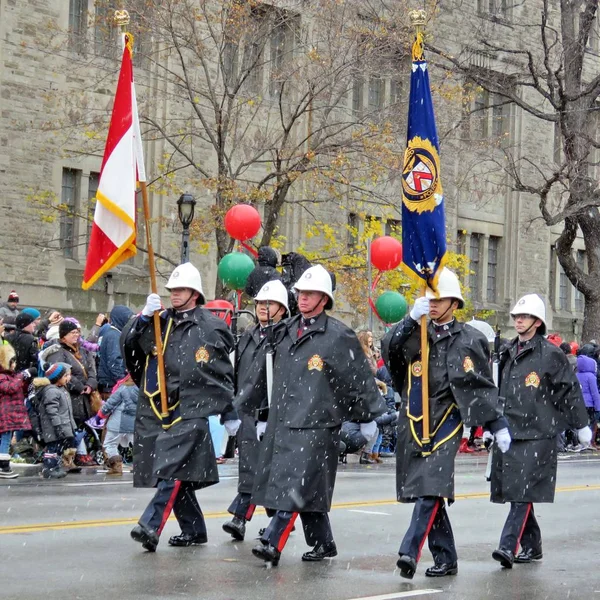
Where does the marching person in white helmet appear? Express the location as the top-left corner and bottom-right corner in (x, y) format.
(246, 264), (385, 566)
(222, 280), (289, 542)
(382, 267), (510, 579)
(121, 262), (237, 552)
(490, 293), (590, 569)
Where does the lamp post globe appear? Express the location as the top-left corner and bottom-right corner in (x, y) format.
(177, 193), (196, 264)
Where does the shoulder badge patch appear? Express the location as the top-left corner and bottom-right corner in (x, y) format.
(525, 372), (540, 388)
(411, 361), (422, 377)
(308, 354), (324, 371)
(463, 356), (474, 373)
(195, 346), (209, 364)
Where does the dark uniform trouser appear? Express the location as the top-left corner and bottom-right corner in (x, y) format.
(261, 510), (333, 552)
(499, 502), (541, 554)
(228, 492), (275, 521)
(140, 480), (207, 537)
(399, 497), (458, 565)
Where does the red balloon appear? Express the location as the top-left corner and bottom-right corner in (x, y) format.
(205, 299), (234, 326)
(224, 204), (261, 241)
(370, 236), (403, 271)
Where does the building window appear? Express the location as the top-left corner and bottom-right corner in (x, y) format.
(575, 250), (586, 312)
(472, 89), (489, 139)
(61, 168), (80, 259)
(347, 213), (358, 249)
(385, 218), (401, 236)
(492, 97), (511, 145)
(558, 264), (569, 311)
(69, 0), (87, 54)
(352, 76), (363, 116)
(487, 236), (499, 303)
(243, 43), (262, 95)
(269, 15), (297, 99)
(469, 234), (482, 300)
(478, 0), (508, 19)
(456, 230), (466, 255)
(87, 172), (100, 250)
(389, 76), (402, 106)
(223, 42), (239, 89)
(94, 3), (118, 59)
(368, 76), (384, 111)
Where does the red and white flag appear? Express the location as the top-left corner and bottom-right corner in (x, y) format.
(82, 35), (145, 290)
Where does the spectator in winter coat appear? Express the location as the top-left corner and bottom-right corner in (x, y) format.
(0, 344), (34, 479)
(0, 291), (20, 325)
(97, 305), (133, 394)
(35, 310), (63, 341)
(244, 247), (282, 299)
(560, 342), (578, 371)
(5, 309), (40, 372)
(576, 354), (600, 448)
(97, 374), (139, 475)
(33, 363), (77, 479)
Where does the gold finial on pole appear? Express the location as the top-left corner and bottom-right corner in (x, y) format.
(409, 8), (427, 32)
(114, 9), (131, 33)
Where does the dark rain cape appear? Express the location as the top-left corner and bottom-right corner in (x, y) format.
(383, 316), (501, 502)
(248, 312), (386, 512)
(122, 307), (235, 489)
(491, 334), (588, 504)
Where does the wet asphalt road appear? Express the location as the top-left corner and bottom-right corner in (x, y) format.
(1, 453), (599, 600)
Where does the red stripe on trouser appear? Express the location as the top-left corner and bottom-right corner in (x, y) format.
(416, 499), (440, 562)
(514, 503), (532, 555)
(244, 504), (256, 521)
(276, 512), (299, 553)
(157, 481), (182, 535)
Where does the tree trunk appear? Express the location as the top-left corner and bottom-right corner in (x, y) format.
(583, 295), (600, 343)
(259, 178), (292, 248)
(213, 189), (236, 298)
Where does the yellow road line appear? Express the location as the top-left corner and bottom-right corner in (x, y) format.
(2, 484), (600, 535)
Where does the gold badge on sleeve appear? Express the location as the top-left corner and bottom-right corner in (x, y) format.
(308, 355), (324, 371)
(462, 356), (474, 373)
(195, 346), (210, 364)
(525, 372), (540, 388)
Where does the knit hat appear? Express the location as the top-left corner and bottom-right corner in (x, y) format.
(15, 312), (36, 330)
(46, 325), (60, 341)
(45, 362), (71, 384)
(7, 291), (18, 303)
(59, 319), (80, 339)
(21, 307), (41, 320)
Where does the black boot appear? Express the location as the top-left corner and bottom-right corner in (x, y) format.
(396, 555), (417, 579)
(0, 456), (18, 479)
(359, 452), (375, 465)
(514, 548), (543, 563)
(425, 562), (458, 577)
(168, 532), (208, 546)
(131, 523), (159, 552)
(252, 542), (281, 565)
(492, 548), (514, 569)
(222, 516), (246, 541)
(302, 541), (338, 561)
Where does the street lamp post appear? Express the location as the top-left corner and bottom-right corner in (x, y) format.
(177, 193), (196, 264)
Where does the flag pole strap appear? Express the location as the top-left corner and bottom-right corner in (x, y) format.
(420, 282), (430, 443)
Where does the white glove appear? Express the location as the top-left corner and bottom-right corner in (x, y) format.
(224, 419), (241, 436)
(577, 426), (593, 446)
(360, 420), (378, 441)
(256, 421), (267, 440)
(409, 297), (430, 321)
(482, 430), (494, 444)
(142, 293), (162, 317)
(494, 428), (511, 453)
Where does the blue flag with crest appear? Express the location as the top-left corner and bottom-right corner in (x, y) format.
(401, 33), (447, 293)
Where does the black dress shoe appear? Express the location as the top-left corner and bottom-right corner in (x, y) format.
(252, 542), (281, 565)
(492, 548), (514, 569)
(130, 523), (159, 552)
(396, 555), (417, 579)
(514, 548), (543, 563)
(425, 562), (458, 577)
(222, 517), (246, 541)
(168, 532), (208, 547)
(301, 542), (338, 561)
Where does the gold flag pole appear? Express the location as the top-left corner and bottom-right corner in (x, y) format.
(409, 8), (431, 445)
(115, 10), (170, 427)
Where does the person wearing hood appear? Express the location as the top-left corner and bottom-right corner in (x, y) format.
(5, 309), (41, 372)
(97, 305), (134, 395)
(244, 247), (282, 299)
(576, 354), (600, 449)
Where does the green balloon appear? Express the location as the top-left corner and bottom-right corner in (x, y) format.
(218, 252), (255, 290)
(376, 291), (408, 323)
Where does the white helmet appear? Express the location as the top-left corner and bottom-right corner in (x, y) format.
(510, 294), (546, 334)
(425, 268), (464, 309)
(254, 280), (289, 315)
(293, 264), (334, 309)
(467, 318), (495, 343)
(165, 262), (206, 305)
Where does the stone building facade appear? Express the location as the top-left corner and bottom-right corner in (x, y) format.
(0, 0), (592, 338)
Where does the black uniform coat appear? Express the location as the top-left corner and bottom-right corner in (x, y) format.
(383, 317), (502, 502)
(248, 312), (385, 513)
(233, 324), (270, 494)
(491, 334), (588, 504)
(122, 307), (235, 489)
